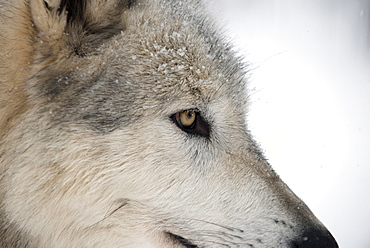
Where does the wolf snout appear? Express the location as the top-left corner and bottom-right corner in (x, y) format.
(291, 228), (339, 248)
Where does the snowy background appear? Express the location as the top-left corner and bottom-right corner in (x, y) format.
(210, 1), (370, 247)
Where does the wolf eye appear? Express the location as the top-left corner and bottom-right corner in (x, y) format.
(171, 110), (210, 138)
(178, 110), (196, 128)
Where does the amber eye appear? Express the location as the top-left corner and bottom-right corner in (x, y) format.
(178, 110), (196, 128)
(171, 109), (210, 138)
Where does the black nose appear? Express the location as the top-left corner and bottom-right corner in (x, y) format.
(290, 228), (339, 248)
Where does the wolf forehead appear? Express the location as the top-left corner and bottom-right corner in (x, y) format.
(31, 0), (247, 132)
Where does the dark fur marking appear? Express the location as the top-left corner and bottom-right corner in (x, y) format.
(57, 0), (137, 56)
(41, 74), (141, 133)
(0, 211), (38, 248)
(167, 233), (199, 248)
(59, 0), (87, 22)
(59, 0), (136, 22)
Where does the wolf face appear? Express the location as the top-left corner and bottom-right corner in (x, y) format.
(0, 0), (338, 247)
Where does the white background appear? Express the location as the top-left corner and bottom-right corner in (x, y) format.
(211, 1), (370, 247)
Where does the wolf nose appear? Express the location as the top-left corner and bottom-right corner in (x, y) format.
(291, 228), (339, 248)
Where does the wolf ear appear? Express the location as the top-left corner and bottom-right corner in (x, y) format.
(30, 0), (136, 56)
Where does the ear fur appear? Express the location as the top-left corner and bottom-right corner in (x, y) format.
(30, 0), (137, 56)
(30, 0), (67, 42)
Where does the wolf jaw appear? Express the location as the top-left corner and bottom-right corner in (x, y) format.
(0, 0), (338, 247)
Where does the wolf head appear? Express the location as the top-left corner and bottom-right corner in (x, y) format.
(0, 0), (338, 247)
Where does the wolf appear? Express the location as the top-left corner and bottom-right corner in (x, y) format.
(0, 0), (338, 247)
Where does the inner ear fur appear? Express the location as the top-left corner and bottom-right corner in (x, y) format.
(30, 0), (67, 41)
(30, 0), (137, 56)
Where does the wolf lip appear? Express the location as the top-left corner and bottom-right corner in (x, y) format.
(166, 232), (198, 248)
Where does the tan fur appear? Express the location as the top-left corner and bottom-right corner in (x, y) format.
(0, 0), (32, 138)
(0, 0), (338, 247)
